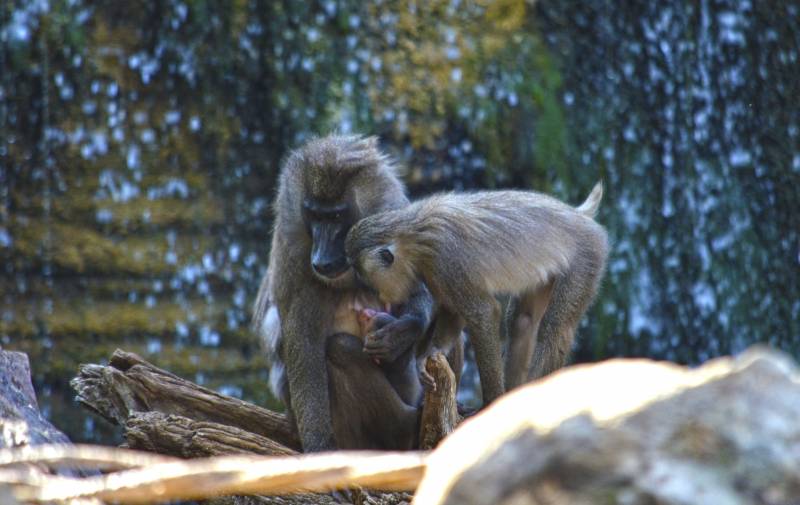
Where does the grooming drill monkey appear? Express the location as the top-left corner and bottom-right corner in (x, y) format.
(345, 184), (609, 405)
(252, 135), (463, 451)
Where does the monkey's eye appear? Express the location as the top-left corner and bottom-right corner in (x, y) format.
(378, 248), (394, 266)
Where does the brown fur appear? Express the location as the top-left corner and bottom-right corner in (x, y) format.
(346, 183), (608, 404)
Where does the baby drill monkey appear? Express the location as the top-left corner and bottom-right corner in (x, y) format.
(346, 183), (608, 405)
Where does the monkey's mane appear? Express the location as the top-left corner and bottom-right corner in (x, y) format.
(288, 134), (399, 202)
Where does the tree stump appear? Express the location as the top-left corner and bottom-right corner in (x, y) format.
(419, 353), (461, 450)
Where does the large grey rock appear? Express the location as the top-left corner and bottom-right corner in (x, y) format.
(415, 347), (800, 505)
(0, 349), (71, 448)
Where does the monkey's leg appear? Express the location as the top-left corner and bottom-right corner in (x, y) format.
(462, 296), (505, 405)
(446, 331), (465, 389)
(327, 333), (420, 450)
(504, 281), (554, 391)
(381, 345), (423, 407)
(529, 246), (605, 380)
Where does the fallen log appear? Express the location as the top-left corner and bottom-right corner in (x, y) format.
(71, 350), (301, 451)
(123, 411), (297, 457)
(1, 345), (424, 505)
(72, 349), (460, 458)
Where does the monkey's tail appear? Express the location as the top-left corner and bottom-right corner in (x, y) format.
(576, 181), (603, 218)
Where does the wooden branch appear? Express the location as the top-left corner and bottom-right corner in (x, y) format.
(2, 446), (426, 504)
(418, 353), (461, 450)
(123, 412), (297, 458)
(0, 444), (179, 471)
(71, 349), (301, 451)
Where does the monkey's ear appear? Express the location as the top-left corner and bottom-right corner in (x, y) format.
(361, 135), (379, 150)
(338, 135), (381, 175)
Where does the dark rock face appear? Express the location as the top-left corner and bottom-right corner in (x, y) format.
(0, 350), (71, 448)
(415, 347), (800, 505)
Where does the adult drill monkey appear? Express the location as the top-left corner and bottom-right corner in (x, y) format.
(252, 134), (462, 451)
(345, 184), (609, 405)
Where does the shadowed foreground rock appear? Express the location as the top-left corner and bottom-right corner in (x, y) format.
(414, 346), (800, 505)
(0, 349), (70, 449)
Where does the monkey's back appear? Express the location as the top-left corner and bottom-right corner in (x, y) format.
(408, 191), (605, 295)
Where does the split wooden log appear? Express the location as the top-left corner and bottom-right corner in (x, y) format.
(72, 348), (460, 458)
(70, 349), (301, 451)
(123, 411), (297, 457)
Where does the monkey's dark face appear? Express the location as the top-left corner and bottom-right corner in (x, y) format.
(303, 198), (355, 286)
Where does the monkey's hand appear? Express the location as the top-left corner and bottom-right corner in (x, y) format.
(420, 366), (437, 392)
(357, 309), (393, 364)
(363, 312), (420, 364)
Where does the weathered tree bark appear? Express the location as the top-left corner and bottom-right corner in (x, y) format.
(71, 349), (301, 451)
(72, 348), (460, 457)
(123, 411), (297, 457)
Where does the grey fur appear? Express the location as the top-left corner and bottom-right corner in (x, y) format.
(346, 183), (609, 404)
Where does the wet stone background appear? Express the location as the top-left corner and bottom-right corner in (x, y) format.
(1, 0), (797, 444)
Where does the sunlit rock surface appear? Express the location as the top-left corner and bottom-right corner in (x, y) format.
(416, 347), (800, 505)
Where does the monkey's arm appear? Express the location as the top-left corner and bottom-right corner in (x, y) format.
(363, 283), (433, 364)
(282, 296), (336, 452)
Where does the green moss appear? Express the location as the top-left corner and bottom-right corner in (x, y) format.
(95, 196), (225, 232)
(9, 337), (269, 396)
(15, 193), (224, 235)
(4, 297), (212, 337)
(9, 216), (217, 275)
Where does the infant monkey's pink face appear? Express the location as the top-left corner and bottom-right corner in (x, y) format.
(357, 308), (378, 330)
(357, 308), (388, 337)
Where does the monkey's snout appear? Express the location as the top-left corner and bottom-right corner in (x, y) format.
(312, 259), (348, 278)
